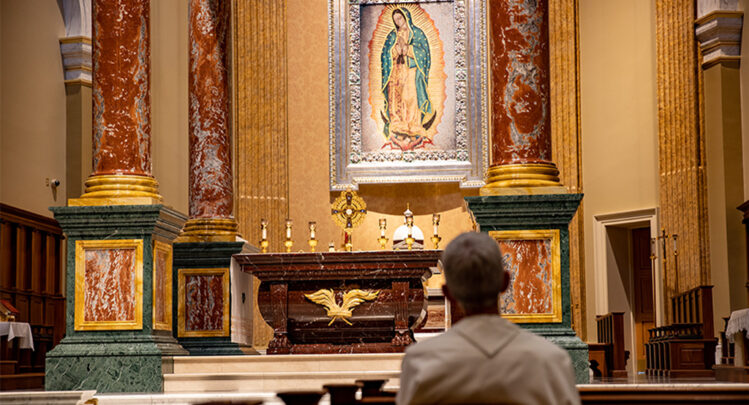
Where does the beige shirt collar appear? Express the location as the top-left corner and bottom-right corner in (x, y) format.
(452, 314), (521, 358)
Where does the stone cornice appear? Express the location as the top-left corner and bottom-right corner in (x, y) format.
(695, 10), (743, 67)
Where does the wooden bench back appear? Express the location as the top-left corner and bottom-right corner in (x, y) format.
(596, 312), (626, 372)
(670, 285), (714, 339)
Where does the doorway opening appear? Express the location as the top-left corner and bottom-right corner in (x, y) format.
(593, 209), (661, 376)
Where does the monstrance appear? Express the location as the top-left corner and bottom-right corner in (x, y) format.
(331, 188), (367, 251)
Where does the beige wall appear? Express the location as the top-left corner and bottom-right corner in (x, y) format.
(151, 0), (189, 214)
(286, 0), (476, 254)
(741, 1), (749, 201)
(580, 0), (659, 337)
(0, 1), (189, 217)
(0, 0), (67, 217)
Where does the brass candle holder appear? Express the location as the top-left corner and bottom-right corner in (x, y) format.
(377, 218), (389, 250)
(344, 225), (353, 252)
(431, 213), (442, 249)
(308, 221), (318, 252)
(284, 219), (293, 253)
(405, 213), (415, 251)
(259, 219), (269, 253)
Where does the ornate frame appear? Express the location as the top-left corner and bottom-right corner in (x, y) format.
(329, 0), (488, 190)
(177, 267), (231, 338)
(489, 229), (562, 324)
(74, 239), (144, 331)
(152, 240), (173, 331)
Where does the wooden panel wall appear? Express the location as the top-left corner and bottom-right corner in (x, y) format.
(655, 0), (710, 321)
(0, 203), (65, 389)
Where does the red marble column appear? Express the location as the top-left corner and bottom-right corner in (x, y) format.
(91, 0), (152, 177)
(484, 0), (562, 193)
(177, 0), (236, 241)
(188, 0), (233, 220)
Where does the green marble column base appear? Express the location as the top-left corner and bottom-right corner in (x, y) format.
(465, 194), (589, 383)
(45, 334), (185, 392)
(173, 241), (253, 356)
(47, 205), (188, 392)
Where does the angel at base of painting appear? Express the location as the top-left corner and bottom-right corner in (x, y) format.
(380, 7), (437, 151)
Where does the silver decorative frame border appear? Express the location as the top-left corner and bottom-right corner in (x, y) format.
(329, 0), (488, 190)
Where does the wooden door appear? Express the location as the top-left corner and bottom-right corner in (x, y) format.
(632, 227), (654, 372)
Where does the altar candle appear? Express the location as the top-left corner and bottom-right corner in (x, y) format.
(432, 214), (440, 235)
(309, 221), (316, 239)
(672, 234), (678, 252)
(379, 218), (386, 237)
(261, 219), (268, 240)
(286, 219), (292, 239)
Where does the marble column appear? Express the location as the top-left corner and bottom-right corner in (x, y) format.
(172, 0), (253, 356)
(177, 0), (238, 242)
(47, 0), (188, 393)
(467, 0), (587, 383)
(69, 0), (161, 206)
(481, 0), (565, 195)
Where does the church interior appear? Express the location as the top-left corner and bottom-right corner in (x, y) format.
(2, 0), (749, 403)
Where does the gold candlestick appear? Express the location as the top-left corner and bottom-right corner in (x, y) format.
(405, 213), (415, 251)
(377, 218), (389, 249)
(308, 221), (318, 252)
(431, 213), (442, 249)
(259, 219), (269, 253)
(344, 225), (353, 252)
(284, 219), (293, 253)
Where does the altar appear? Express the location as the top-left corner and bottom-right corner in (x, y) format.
(235, 250), (440, 354)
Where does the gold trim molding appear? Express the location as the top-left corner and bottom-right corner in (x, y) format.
(74, 239), (144, 331)
(152, 240), (173, 331)
(177, 268), (231, 338)
(69, 174), (162, 206)
(175, 218), (238, 243)
(489, 229), (562, 324)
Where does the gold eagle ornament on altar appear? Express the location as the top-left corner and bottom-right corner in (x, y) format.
(304, 289), (379, 325)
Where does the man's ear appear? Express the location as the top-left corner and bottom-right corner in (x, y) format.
(442, 284), (455, 303)
(499, 271), (510, 293)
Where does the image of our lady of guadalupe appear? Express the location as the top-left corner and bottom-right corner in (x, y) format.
(380, 7), (437, 151)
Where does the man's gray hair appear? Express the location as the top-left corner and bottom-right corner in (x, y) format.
(441, 232), (506, 312)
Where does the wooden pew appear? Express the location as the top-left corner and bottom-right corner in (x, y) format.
(0, 203), (65, 390)
(645, 286), (717, 377)
(590, 312), (628, 378)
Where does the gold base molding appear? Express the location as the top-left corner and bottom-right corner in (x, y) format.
(175, 217), (239, 243)
(68, 174), (162, 206)
(480, 163), (567, 196)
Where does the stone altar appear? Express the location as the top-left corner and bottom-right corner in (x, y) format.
(235, 251), (439, 354)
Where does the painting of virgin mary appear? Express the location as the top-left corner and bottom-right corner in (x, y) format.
(380, 8), (437, 150)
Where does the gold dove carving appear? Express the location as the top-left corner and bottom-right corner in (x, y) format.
(304, 289), (379, 325)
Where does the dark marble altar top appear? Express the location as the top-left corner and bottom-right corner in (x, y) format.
(234, 250), (441, 281)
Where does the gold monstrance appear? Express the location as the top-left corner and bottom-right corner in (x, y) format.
(331, 188), (367, 251)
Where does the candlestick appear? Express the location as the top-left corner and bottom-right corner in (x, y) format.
(377, 218), (389, 250)
(284, 219), (293, 253)
(259, 219), (269, 254)
(431, 213), (442, 249)
(328, 242), (336, 252)
(308, 221), (318, 252)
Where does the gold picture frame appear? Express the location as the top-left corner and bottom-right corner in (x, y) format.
(489, 229), (562, 324)
(177, 268), (231, 337)
(74, 239), (144, 330)
(152, 240), (173, 331)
